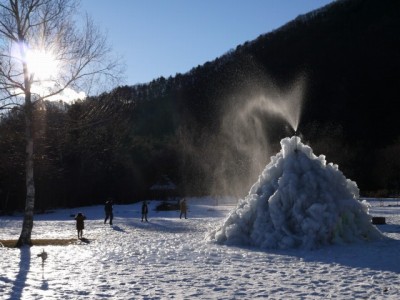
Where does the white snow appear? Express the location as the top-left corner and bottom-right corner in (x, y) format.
(1, 198), (400, 299)
(1, 137), (400, 299)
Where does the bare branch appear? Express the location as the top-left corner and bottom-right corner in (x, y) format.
(1, 0), (122, 105)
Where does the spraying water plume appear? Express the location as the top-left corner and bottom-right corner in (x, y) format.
(209, 74), (306, 198)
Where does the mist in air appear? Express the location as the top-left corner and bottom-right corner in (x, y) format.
(179, 73), (307, 198)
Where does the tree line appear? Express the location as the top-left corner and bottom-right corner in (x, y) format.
(1, 0), (400, 220)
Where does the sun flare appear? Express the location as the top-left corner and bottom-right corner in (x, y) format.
(26, 49), (59, 80)
(11, 42), (85, 103)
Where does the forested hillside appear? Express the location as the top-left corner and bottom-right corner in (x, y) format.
(1, 0), (399, 211)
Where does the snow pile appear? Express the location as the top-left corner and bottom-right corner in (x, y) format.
(208, 136), (383, 249)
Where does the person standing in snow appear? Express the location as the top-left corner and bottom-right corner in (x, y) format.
(141, 201), (148, 222)
(75, 212), (86, 239)
(180, 198), (187, 219)
(104, 198), (114, 225)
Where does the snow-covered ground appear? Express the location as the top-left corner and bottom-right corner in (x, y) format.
(1, 197), (400, 299)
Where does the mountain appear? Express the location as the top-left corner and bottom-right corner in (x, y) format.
(61, 0), (400, 199)
(143, 0), (400, 196)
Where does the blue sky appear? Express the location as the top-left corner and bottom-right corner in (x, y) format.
(81, 0), (334, 86)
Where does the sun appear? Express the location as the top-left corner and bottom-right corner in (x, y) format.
(11, 42), (84, 102)
(26, 49), (59, 80)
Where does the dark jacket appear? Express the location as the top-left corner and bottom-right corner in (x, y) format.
(142, 202), (148, 214)
(105, 201), (113, 213)
(75, 213), (86, 230)
(180, 200), (187, 212)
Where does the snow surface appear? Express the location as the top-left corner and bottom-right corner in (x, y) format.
(208, 137), (383, 249)
(1, 197), (400, 299)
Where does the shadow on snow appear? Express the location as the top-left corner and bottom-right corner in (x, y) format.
(10, 246), (31, 300)
(214, 236), (400, 274)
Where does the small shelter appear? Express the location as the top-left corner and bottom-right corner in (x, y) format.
(149, 175), (178, 200)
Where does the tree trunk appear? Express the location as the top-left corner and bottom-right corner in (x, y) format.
(17, 91), (35, 247)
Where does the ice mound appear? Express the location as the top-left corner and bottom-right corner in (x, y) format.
(208, 136), (383, 249)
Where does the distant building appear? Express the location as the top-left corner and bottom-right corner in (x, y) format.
(149, 175), (178, 200)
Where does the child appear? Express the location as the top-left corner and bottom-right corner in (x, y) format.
(75, 212), (86, 239)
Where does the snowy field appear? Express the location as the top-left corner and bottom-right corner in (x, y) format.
(1, 197), (400, 300)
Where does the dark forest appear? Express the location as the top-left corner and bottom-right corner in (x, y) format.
(1, 0), (399, 211)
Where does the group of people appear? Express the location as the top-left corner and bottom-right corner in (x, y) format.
(74, 198), (114, 239)
(74, 198), (188, 239)
(141, 198), (187, 221)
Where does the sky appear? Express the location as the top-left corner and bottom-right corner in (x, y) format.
(81, 0), (335, 86)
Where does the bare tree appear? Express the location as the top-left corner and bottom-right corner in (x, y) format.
(0, 0), (122, 246)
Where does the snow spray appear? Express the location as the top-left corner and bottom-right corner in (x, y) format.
(209, 74), (307, 198)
